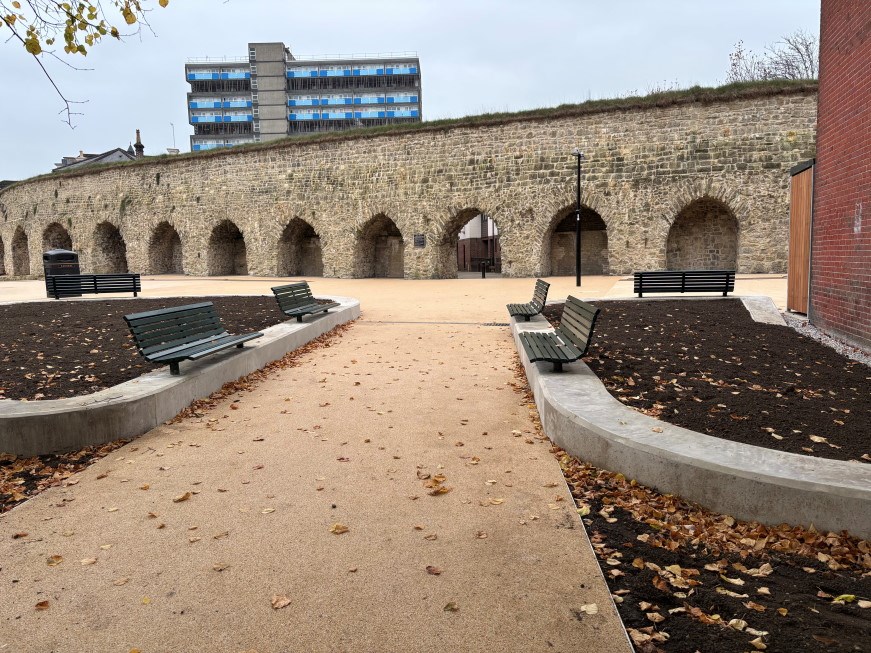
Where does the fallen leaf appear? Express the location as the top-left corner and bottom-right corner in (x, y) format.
(475, 531), (488, 539)
(271, 595), (291, 609)
(13, 532), (28, 539)
(35, 600), (50, 611)
(173, 492), (191, 503)
(113, 577), (129, 586)
(749, 636), (767, 650)
(139, 484), (150, 491)
(777, 608), (788, 616)
(426, 566), (442, 576)
(833, 594), (856, 603)
(212, 563), (230, 572)
(261, 508), (275, 514)
(46, 555), (63, 566)
(858, 600), (871, 609)
(428, 486), (452, 496)
(579, 603), (599, 615)
(141, 597), (151, 605)
(720, 574), (745, 586)
(744, 601), (766, 612)
(646, 612), (665, 623)
(330, 523), (349, 535)
(443, 602), (459, 612)
(80, 558), (97, 566)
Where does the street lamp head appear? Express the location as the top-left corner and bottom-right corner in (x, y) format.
(571, 148), (585, 159)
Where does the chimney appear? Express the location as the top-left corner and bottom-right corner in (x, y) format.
(134, 129), (145, 158)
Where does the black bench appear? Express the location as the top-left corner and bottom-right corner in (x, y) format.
(519, 296), (600, 372)
(46, 273), (141, 299)
(633, 270), (735, 298)
(271, 282), (339, 322)
(124, 302), (263, 375)
(507, 279), (550, 321)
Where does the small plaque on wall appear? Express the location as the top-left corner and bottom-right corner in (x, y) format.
(413, 234), (426, 248)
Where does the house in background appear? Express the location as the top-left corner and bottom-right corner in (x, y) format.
(809, 0), (870, 352)
(52, 130), (146, 173)
(457, 214), (500, 273)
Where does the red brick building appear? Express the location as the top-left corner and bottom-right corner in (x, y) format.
(810, 0), (871, 351)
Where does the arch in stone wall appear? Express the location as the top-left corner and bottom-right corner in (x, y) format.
(666, 197), (738, 270)
(208, 220), (248, 276)
(148, 222), (184, 274)
(354, 213), (404, 278)
(542, 205), (609, 276)
(92, 222), (129, 274)
(431, 207), (503, 278)
(0, 235), (5, 275)
(11, 227), (30, 275)
(278, 218), (323, 277)
(42, 222), (73, 252)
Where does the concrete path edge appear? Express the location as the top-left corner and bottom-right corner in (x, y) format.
(0, 296), (360, 457)
(511, 315), (871, 540)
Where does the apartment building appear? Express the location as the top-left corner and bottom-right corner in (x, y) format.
(186, 42), (422, 151)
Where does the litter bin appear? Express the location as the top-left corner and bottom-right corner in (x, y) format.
(43, 249), (81, 298)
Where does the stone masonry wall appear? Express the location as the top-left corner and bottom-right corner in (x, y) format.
(0, 90), (817, 279)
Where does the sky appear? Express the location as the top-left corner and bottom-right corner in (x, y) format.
(0, 0), (821, 181)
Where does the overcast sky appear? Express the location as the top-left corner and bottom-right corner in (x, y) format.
(1, 0), (820, 181)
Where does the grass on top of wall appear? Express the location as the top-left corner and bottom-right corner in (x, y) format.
(6, 79), (817, 189)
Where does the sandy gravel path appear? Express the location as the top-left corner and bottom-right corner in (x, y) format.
(1, 290), (630, 652)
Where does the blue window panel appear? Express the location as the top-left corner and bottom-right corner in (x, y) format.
(288, 115), (296, 121)
(378, 111), (386, 118)
(344, 98), (352, 104)
(411, 110), (419, 117)
(320, 98), (328, 105)
(345, 112), (352, 119)
(223, 72), (250, 80)
(376, 68), (384, 75)
(344, 69), (351, 76)
(353, 69), (360, 76)
(288, 99), (296, 107)
(354, 98), (361, 104)
(223, 101), (253, 108)
(386, 68), (393, 75)
(310, 71), (318, 78)
(190, 101), (221, 109)
(412, 95), (418, 102)
(410, 67), (417, 74)
(387, 111), (395, 118)
(386, 97), (395, 104)
(319, 70), (327, 77)
(378, 98), (385, 104)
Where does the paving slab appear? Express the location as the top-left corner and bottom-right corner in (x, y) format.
(0, 290), (631, 651)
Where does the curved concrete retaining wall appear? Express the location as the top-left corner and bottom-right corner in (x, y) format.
(0, 297), (359, 457)
(512, 315), (871, 539)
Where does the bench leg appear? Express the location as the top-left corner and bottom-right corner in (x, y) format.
(169, 361), (180, 376)
(297, 316), (303, 322)
(637, 293), (643, 298)
(134, 292), (138, 297)
(523, 315), (530, 322)
(236, 343), (244, 348)
(552, 361), (564, 373)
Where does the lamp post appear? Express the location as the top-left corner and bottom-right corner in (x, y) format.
(571, 148), (585, 287)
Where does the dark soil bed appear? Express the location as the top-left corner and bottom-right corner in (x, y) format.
(542, 299), (870, 463)
(0, 296), (289, 401)
(560, 448), (871, 653)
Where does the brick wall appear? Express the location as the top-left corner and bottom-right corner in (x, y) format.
(810, 0), (871, 351)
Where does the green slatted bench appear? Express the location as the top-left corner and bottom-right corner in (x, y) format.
(518, 296), (600, 372)
(507, 279), (550, 321)
(271, 282), (339, 322)
(124, 302), (263, 376)
(633, 270), (735, 297)
(46, 273), (141, 299)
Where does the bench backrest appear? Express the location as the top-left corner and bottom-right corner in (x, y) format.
(531, 279), (550, 310)
(271, 282), (316, 313)
(46, 273), (141, 298)
(633, 270), (735, 292)
(124, 302), (226, 357)
(557, 296), (601, 356)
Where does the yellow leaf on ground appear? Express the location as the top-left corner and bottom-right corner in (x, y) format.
(80, 558), (97, 566)
(35, 600), (50, 610)
(173, 492), (191, 503)
(330, 523), (349, 535)
(47, 555), (63, 566)
(443, 602), (459, 612)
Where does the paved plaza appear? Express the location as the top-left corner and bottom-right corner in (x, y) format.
(0, 275), (786, 651)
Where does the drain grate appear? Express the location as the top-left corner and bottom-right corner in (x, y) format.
(482, 322), (510, 327)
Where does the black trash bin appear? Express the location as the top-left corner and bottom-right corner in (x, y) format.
(43, 249), (81, 298)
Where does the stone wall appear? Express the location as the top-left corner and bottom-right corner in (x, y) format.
(0, 89), (817, 279)
(665, 198), (738, 270)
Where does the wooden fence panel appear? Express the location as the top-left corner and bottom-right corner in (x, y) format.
(788, 165), (813, 313)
